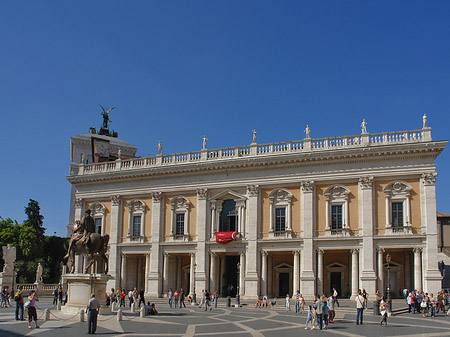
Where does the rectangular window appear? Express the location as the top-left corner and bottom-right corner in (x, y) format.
(331, 205), (343, 230)
(95, 218), (102, 234)
(175, 213), (185, 236)
(392, 202), (403, 227)
(132, 216), (141, 236)
(275, 208), (286, 232)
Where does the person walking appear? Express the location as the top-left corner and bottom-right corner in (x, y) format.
(333, 288), (340, 307)
(204, 290), (212, 311)
(128, 289), (134, 307)
(285, 294), (291, 312)
(315, 296), (323, 330)
(52, 287), (58, 305)
(213, 290), (219, 308)
(295, 290), (300, 313)
(14, 286), (24, 321)
(86, 293), (100, 334)
(26, 290), (39, 329)
(305, 305), (314, 330)
(198, 289), (205, 308)
(174, 290), (179, 308)
(322, 296), (329, 330)
(168, 288), (173, 308)
(120, 289), (126, 307)
(327, 293), (335, 323)
(355, 289), (365, 325)
(380, 296), (388, 326)
(138, 288), (145, 308)
(180, 288), (186, 308)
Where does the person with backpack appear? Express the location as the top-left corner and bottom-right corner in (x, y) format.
(14, 286), (24, 321)
(26, 290), (39, 329)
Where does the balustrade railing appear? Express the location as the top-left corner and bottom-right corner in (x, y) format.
(73, 128), (430, 176)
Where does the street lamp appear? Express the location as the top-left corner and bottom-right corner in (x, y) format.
(386, 253), (392, 312)
(12, 261), (16, 295)
(236, 262), (240, 307)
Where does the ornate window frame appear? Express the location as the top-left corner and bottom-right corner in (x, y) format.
(88, 202), (106, 235)
(126, 199), (146, 242)
(324, 185), (350, 236)
(170, 196), (190, 241)
(384, 181), (412, 234)
(268, 188), (293, 239)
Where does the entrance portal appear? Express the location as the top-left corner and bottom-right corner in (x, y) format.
(279, 273), (290, 296)
(223, 255), (239, 297)
(330, 272), (341, 296)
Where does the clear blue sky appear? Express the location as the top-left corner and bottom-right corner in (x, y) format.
(1, 1), (449, 236)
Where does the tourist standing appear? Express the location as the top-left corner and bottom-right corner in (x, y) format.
(355, 290), (365, 325)
(138, 288), (145, 307)
(198, 289), (205, 308)
(26, 290), (39, 329)
(295, 290), (300, 313)
(52, 287), (58, 305)
(285, 294), (291, 312)
(168, 288), (173, 308)
(315, 297), (323, 330)
(379, 296), (388, 326)
(333, 288), (340, 307)
(327, 293), (335, 323)
(204, 290), (211, 311)
(322, 295), (329, 330)
(213, 290), (219, 308)
(174, 290), (179, 308)
(180, 288), (186, 308)
(86, 293), (100, 335)
(299, 294), (305, 313)
(14, 286), (24, 321)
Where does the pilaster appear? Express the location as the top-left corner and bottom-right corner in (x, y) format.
(244, 184), (259, 298)
(195, 188), (208, 293)
(300, 181), (315, 300)
(107, 195), (121, 291)
(149, 192), (163, 297)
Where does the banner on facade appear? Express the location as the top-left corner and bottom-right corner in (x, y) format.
(215, 231), (236, 244)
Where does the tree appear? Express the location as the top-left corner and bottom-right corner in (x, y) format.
(24, 199), (45, 237)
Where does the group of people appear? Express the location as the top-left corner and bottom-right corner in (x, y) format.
(12, 287), (40, 329)
(405, 289), (450, 317)
(1, 286), (11, 308)
(167, 288), (195, 308)
(107, 287), (145, 308)
(52, 286), (67, 305)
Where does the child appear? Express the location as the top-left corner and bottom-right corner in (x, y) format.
(305, 305), (313, 329)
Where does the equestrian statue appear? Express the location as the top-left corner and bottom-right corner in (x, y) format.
(63, 209), (109, 274)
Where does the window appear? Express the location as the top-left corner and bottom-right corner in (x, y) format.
(391, 202), (403, 227)
(219, 199), (237, 232)
(268, 189), (293, 238)
(331, 205), (343, 230)
(176, 213), (185, 235)
(132, 216), (141, 236)
(95, 218), (102, 234)
(275, 208), (286, 232)
(170, 196), (190, 240)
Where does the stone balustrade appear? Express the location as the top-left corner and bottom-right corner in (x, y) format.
(73, 128), (431, 176)
(15, 283), (60, 295)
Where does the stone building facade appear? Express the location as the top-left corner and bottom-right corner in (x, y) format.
(67, 119), (447, 300)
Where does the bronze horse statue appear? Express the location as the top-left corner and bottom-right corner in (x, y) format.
(63, 226), (109, 274)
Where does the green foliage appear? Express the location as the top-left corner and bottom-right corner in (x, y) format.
(0, 200), (68, 283)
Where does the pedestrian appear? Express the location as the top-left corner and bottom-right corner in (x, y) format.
(174, 290), (179, 308)
(128, 289), (134, 307)
(213, 290), (219, 308)
(327, 293), (335, 323)
(138, 288), (145, 307)
(295, 290), (300, 313)
(380, 296), (388, 326)
(355, 289), (365, 325)
(58, 287), (63, 304)
(430, 293), (437, 317)
(180, 288), (186, 308)
(168, 288), (173, 308)
(333, 288), (340, 307)
(14, 286), (24, 321)
(205, 290), (212, 311)
(299, 294), (305, 313)
(198, 289), (205, 308)
(53, 287), (58, 305)
(26, 290), (39, 329)
(322, 295), (329, 330)
(1, 287), (7, 308)
(437, 290), (445, 314)
(421, 293), (429, 317)
(362, 289), (368, 308)
(305, 305), (313, 330)
(120, 289), (126, 307)
(315, 296), (323, 330)
(86, 293), (100, 335)
(285, 293), (291, 312)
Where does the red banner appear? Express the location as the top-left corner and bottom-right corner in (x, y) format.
(215, 231), (236, 244)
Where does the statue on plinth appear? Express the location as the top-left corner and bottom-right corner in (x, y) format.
(63, 209), (109, 274)
(158, 141), (163, 155)
(304, 125), (311, 139)
(361, 119), (368, 134)
(252, 129), (257, 143)
(100, 105), (115, 130)
(423, 114), (428, 128)
(35, 263), (43, 284)
(202, 135), (208, 150)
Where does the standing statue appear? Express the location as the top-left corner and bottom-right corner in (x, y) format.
(158, 141), (163, 155)
(35, 263), (43, 284)
(423, 114), (428, 128)
(202, 135), (208, 150)
(99, 105), (115, 130)
(304, 125), (311, 139)
(252, 129), (257, 143)
(361, 119), (368, 134)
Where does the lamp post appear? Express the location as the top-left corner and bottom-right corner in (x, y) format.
(386, 253), (392, 312)
(12, 261), (16, 294)
(236, 262), (240, 307)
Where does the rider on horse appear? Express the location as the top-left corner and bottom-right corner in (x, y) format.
(64, 209), (95, 259)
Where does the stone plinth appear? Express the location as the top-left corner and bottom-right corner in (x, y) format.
(62, 273), (111, 314)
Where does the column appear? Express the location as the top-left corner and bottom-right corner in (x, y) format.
(176, 257), (182, 291)
(210, 252), (217, 292)
(377, 248), (384, 292)
(245, 184), (260, 298)
(300, 181), (315, 301)
(359, 176), (377, 296)
(404, 251), (411, 290)
(351, 249), (359, 298)
(219, 256), (226, 295)
(385, 194), (390, 226)
(107, 195), (121, 290)
(420, 172), (441, 294)
(163, 253), (169, 295)
(414, 248), (422, 291)
(293, 250), (300, 293)
(239, 252), (245, 296)
(189, 253), (195, 296)
(149, 192), (163, 297)
(317, 249), (324, 296)
(325, 197), (330, 229)
(268, 254), (273, 297)
(196, 188), (208, 293)
(145, 253), (150, 293)
(121, 254), (127, 288)
(261, 251), (268, 296)
(210, 204), (216, 239)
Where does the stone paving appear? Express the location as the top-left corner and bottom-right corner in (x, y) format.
(1, 297), (450, 337)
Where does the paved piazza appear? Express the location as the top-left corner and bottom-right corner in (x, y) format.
(1, 298), (450, 337)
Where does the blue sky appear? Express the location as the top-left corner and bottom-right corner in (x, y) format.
(1, 1), (449, 236)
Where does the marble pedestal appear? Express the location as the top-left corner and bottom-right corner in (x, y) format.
(62, 273), (111, 314)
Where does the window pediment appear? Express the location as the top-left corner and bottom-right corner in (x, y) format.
(268, 188), (292, 203)
(170, 196), (190, 210)
(384, 181), (411, 196)
(324, 185), (350, 199)
(127, 199), (146, 212)
(89, 202), (106, 215)
(209, 189), (247, 202)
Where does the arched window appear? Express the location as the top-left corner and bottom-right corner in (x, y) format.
(384, 181), (412, 234)
(324, 185), (351, 236)
(268, 189), (293, 238)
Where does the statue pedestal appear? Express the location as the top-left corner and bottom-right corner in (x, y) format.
(0, 273), (12, 291)
(62, 273), (111, 315)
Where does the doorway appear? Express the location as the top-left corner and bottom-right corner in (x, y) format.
(222, 255), (239, 296)
(330, 272), (341, 295)
(279, 273), (290, 296)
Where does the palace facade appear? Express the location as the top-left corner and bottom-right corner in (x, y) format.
(67, 119), (447, 300)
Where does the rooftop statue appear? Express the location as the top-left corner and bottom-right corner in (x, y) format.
(89, 105), (119, 138)
(100, 105), (115, 130)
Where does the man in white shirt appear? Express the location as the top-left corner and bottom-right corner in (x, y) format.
(86, 293), (100, 334)
(355, 290), (365, 325)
